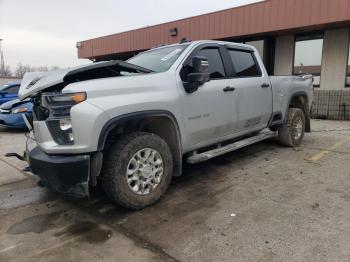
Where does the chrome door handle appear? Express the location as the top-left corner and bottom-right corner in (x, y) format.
(223, 86), (235, 92)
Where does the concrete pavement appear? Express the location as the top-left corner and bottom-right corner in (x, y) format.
(0, 127), (28, 185)
(0, 120), (349, 262)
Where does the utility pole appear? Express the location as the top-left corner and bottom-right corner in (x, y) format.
(0, 39), (4, 77)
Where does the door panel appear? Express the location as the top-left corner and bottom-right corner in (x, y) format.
(178, 45), (238, 149)
(226, 48), (272, 132)
(180, 79), (238, 147)
(230, 77), (272, 131)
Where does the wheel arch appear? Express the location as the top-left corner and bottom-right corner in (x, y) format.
(286, 92), (311, 133)
(98, 110), (183, 177)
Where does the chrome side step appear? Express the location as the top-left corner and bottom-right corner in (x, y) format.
(187, 131), (277, 164)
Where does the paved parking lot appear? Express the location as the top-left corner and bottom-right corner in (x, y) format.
(0, 120), (349, 262)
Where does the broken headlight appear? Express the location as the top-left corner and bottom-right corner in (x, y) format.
(43, 92), (86, 145)
(45, 92), (86, 106)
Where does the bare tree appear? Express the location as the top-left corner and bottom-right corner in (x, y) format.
(14, 63), (31, 78)
(14, 63), (61, 78)
(0, 64), (12, 77)
(14, 63), (23, 77)
(36, 66), (48, 72)
(50, 66), (60, 71)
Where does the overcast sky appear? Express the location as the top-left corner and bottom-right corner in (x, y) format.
(0, 0), (262, 70)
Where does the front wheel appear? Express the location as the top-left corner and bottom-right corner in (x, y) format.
(102, 132), (173, 210)
(278, 108), (305, 147)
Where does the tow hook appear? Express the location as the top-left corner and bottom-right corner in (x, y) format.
(5, 152), (26, 161)
(5, 152), (31, 172)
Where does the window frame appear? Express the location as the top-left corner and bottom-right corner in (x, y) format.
(180, 43), (233, 81)
(195, 47), (227, 80)
(224, 47), (263, 78)
(243, 39), (266, 61)
(293, 32), (324, 88)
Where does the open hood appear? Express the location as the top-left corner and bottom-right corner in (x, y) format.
(18, 60), (153, 100)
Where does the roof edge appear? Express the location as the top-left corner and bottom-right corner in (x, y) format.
(79, 0), (268, 43)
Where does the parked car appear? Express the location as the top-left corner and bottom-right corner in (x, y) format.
(0, 83), (21, 105)
(0, 99), (33, 129)
(18, 40), (313, 209)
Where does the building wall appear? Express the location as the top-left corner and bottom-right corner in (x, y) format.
(320, 28), (350, 90)
(274, 35), (294, 75)
(78, 0), (350, 60)
(272, 28), (350, 120)
(313, 28), (350, 120)
(273, 28), (350, 89)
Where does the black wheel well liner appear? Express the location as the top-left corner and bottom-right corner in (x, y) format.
(98, 110), (183, 176)
(287, 92), (311, 132)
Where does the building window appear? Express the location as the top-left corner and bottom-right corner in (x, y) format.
(293, 34), (324, 87)
(347, 41), (350, 87)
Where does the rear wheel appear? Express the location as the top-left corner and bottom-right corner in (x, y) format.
(102, 132), (173, 210)
(278, 108), (305, 147)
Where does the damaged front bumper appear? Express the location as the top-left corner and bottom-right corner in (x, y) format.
(28, 145), (90, 198)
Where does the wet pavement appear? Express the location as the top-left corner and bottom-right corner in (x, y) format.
(0, 120), (350, 262)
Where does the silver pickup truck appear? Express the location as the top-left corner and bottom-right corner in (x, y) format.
(18, 40), (313, 209)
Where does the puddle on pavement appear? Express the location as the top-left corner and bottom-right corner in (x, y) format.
(54, 221), (113, 244)
(8, 213), (112, 244)
(54, 221), (97, 236)
(84, 227), (113, 243)
(7, 211), (61, 234)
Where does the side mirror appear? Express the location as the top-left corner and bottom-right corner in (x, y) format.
(0, 91), (8, 97)
(183, 56), (210, 93)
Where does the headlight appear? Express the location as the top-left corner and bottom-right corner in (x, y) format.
(42, 92), (87, 118)
(44, 92), (86, 106)
(12, 107), (28, 114)
(41, 92), (86, 145)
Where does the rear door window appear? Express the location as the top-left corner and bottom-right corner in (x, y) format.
(228, 49), (261, 77)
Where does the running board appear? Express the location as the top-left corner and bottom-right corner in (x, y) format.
(187, 131), (277, 164)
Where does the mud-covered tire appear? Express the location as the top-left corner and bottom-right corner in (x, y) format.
(278, 108), (305, 147)
(102, 132), (173, 210)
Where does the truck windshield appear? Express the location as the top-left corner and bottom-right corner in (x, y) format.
(127, 44), (189, 73)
